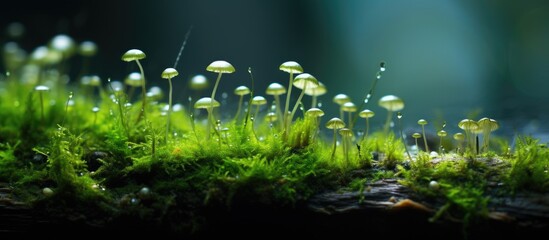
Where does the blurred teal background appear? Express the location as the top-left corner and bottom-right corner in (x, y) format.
(2, 0), (549, 136)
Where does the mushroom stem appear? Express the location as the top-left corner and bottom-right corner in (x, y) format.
(166, 77), (173, 141)
(290, 82), (308, 121)
(274, 95), (283, 129)
(254, 105), (260, 121)
(39, 92), (45, 123)
(482, 128), (491, 152)
(283, 72), (294, 137)
(397, 114), (412, 161)
(135, 59), (147, 124)
(421, 125), (429, 152)
(365, 118), (370, 140)
(234, 95), (244, 122)
(210, 72), (222, 109)
(343, 135), (348, 165)
(384, 110), (393, 133)
(331, 129), (337, 160)
(348, 111), (353, 130)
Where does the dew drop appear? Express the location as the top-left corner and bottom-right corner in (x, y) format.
(364, 93), (371, 103)
(68, 92), (73, 99)
(397, 112), (403, 119)
(380, 61), (386, 72)
(376, 72), (382, 79)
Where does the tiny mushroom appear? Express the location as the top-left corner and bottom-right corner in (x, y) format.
(339, 128), (354, 163)
(437, 130), (447, 154)
(79, 41), (97, 57)
(477, 117), (499, 152)
(341, 101), (357, 129)
(326, 117), (346, 159)
(189, 74), (209, 91)
(34, 85), (50, 122)
(233, 85), (251, 121)
(206, 60), (235, 110)
(306, 107), (325, 141)
(251, 95), (267, 119)
(458, 119), (479, 154)
(266, 82), (286, 128)
(333, 93), (351, 120)
(358, 109), (375, 140)
(304, 81), (327, 108)
(412, 132), (422, 150)
(378, 95), (404, 132)
(280, 61), (304, 136)
(121, 49), (147, 121)
(194, 97), (221, 139)
(161, 67), (179, 140)
(453, 132), (465, 154)
(290, 73), (319, 122)
(417, 119), (429, 152)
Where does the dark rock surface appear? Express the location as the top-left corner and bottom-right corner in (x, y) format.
(1, 180), (548, 239)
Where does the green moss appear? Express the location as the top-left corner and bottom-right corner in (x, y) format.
(506, 136), (549, 192)
(0, 31), (546, 237)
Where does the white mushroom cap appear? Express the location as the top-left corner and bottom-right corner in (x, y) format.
(206, 60), (235, 73)
(124, 72), (142, 87)
(161, 68), (179, 79)
(306, 108), (325, 117)
(279, 61), (303, 74)
(194, 97), (220, 109)
(121, 49), (146, 62)
(293, 73), (319, 89)
(326, 117), (345, 129)
(251, 96), (267, 105)
(359, 109), (375, 118)
(234, 86), (251, 96)
(378, 95), (404, 111)
(304, 82), (327, 96)
(266, 83), (286, 95)
(342, 102), (357, 112)
(189, 74), (209, 90)
(333, 94), (351, 105)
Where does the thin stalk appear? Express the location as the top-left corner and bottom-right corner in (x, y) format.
(397, 112), (412, 161)
(351, 72), (381, 128)
(135, 59), (147, 124)
(244, 68), (255, 127)
(210, 73), (222, 106)
(39, 92), (45, 123)
(166, 77), (173, 141)
(274, 95), (283, 129)
(234, 95), (244, 122)
(290, 83), (308, 121)
(361, 118), (370, 142)
(383, 110), (393, 133)
(421, 125), (429, 152)
(283, 72), (294, 138)
(331, 129), (337, 160)
(348, 111), (353, 130)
